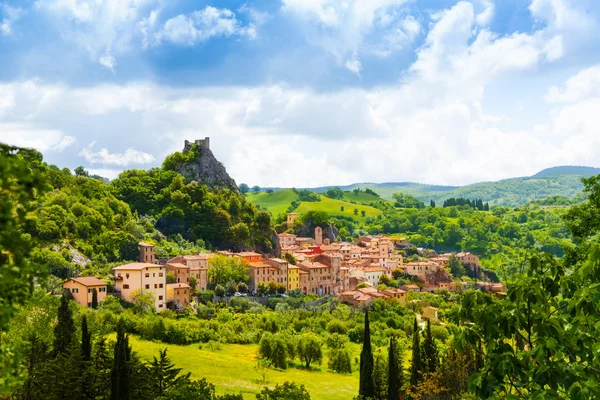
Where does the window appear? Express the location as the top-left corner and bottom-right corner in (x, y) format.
(154, 284), (157, 289)
(159, 272), (163, 277)
(88, 288), (92, 293)
(71, 288), (78, 293)
(158, 295), (163, 300)
(145, 284), (150, 289)
(159, 304), (163, 308)
(159, 283), (163, 288)
(145, 273), (150, 277)
(126, 273), (129, 279)
(153, 273), (155, 277)
(123, 284), (129, 289)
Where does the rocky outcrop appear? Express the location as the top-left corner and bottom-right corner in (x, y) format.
(178, 138), (240, 193)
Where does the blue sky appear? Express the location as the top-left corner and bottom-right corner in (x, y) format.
(2, 0), (600, 187)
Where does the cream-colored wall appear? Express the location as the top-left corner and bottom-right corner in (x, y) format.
(63, 281), (107, 307)
(115, 265), (166, 311)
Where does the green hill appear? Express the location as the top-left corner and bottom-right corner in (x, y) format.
(246, 189), (383, 220)
(266, 165), (600, 207)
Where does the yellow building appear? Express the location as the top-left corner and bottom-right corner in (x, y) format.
(113, 263), (167, 311)
(287, 265), (299, 291)
(63, 277), (107, 308)
(166, 283), (191, 306)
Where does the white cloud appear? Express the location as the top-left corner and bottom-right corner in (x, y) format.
(1, 4), (25, 35)
(475, 0), (495, 26)
(80, 141), (155, 166)
(54, 135), (76, 151)
(0, 123), (68, 151)
(282, 0), (417, 72)
(156, 6), (255, 46)
(344, 56), (362, 75)
(99, 52), (116, 72)
(545, 65), (600, 103)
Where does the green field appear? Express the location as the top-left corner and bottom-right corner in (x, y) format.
(246, 189), (383, 220)
(128, 335), (360, 400)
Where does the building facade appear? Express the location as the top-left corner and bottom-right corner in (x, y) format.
(63, 277), (107, 308)
(113, 263), (167, 311)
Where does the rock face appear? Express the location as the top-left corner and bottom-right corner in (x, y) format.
(179, 138), (240, 193)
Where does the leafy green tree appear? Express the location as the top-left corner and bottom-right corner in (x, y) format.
(359, 311), (375, 398)
(215, 284), (226, 297)
(240, 183), (249, 194)
(387, 336), (403, 400)
(0, 144), (48, 331)
(448, 256), (466, 278)
(409, 318), (422, 388)
(166, 271), (177, 284)
(237, 282), (248, 293)
(252, 186), (261, 194)
(81, 315), (92, 362)
(256, 381), (311, 400)
(53, 292), (75, 355)
(130, 288), (155, 313)
(148, 349), (191, 397)
(74, 166), (89, 177)
(284, 252), (297, 265)
(208, 255), (249, 286)
(422, 320), (438, 373)
(354, 208), (359, 216)
(188, 276), (198, 292)
(373, 351), (388, 400)
(259, 333), (289, 370)
(297, 333), (322, 368)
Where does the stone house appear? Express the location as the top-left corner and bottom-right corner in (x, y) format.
(166, 283), (191, 306)
(113, 263), (167, 311)
(63, 277), (107, 308)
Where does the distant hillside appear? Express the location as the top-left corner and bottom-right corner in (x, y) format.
(257, 165), (600, 208)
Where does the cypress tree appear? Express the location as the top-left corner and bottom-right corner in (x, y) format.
(422, 320), (438, 373)
(359, 310), (375, 398)
(388, 336), (403, 400)
(91, 288), (98, 309)
(111, 318), (131, 400)
(409, 318), (422, 387)
(53, 291), (75, 355)
(81, 315), (92, 362)
(148, 348), (190, 396)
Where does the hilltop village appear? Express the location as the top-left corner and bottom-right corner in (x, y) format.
(63, 212), (504, 312)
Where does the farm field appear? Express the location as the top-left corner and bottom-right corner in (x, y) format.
(128, 335), (360, 400)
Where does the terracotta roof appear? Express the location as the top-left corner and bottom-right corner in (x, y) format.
(248, 262), (271, 268)
(183, 254), (210, 260)
(114, 263), (161, 271)
(167, 283), (190, 289)
(278, 233), (296, 237)
(138, 242), (154, 247)
(67, 276), (106, 287)
(401, 284), (420, 289)
(268, 258), (288, 263)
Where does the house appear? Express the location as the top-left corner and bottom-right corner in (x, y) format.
(137, 242), (156, 264)
(363, 266), (386, 287)
(166, 263), (190, 284)
(288, 265), (300, 291)
(278, 232), (297, 248)
(422, 306), (438, 321)
(113, 263), (167, 311)
(297, 261), (333, 295)
(166, 283), (191, 306)
(403, 262), (438, 281)
(63, 277), (107, 308)
(166, 254), (209, 291)
(400, 284), (421, 293)
(237, 251), (263, 263)
(456, 252), (480, 270)
(381, 288), (407, 305)
(265, 258), (289, 286)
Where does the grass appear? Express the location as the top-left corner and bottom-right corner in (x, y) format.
(246, 189), (383, 221)
(128, 335), (359, 400)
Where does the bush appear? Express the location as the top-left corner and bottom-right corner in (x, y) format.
(215, 285), (226, 297)
(256, 382), (311, 400)
(326, 320), (347, 334)
(197, 290), (215, 304)
(328, 347), (352, 373)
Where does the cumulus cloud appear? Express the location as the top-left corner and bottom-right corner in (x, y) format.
(545, 65), (600, 103)
(155, 6), (255, 45)
(80, 141), (155, 166)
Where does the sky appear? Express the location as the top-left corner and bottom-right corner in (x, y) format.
(1, 0), (600, 187)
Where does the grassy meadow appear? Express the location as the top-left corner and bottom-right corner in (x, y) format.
(128, 335), (361, 400)
(246, 189), (383, 220)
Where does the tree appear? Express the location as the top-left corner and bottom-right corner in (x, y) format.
(373, 351), (388, 400)
(354, 208), (359, 216)
(422, 320), (438, 373)
(74, 166), (89, 177)
(226, 280), (238, 295)
(208, 255), (249, 286)
(240, 183), (250, 194)
(81, 315), (92, 362)
(340, 206), (345, 212)
(148, 348), (191, 397)
(188, 276), (198, 292)
(130, 288), (156, 313)
(91, 288), (99, 309)
(430, 200), (436, 208)
(448, 256), (466, 278)
(297, 334), (322, 368)
(359, 311), (375, 398)
(259, 333), (289, 370)
(361, 210), (366, 217)
(284, 252), (297, 265)
(328, 347), (352, 374)
(388, 336), (403, 400)
(0, 144), (48, 332)
(256, 381), (311, 400)
(215, 284), (226, 297)
(252, 186), (261, 194)
(409, 318), (422, 388)
(53, 292), (75, 355)
(166, 271), (177, 284)
(237, 282), (248, 293)
(254, 359), (272, 383)
(111, 318), (131, 400)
